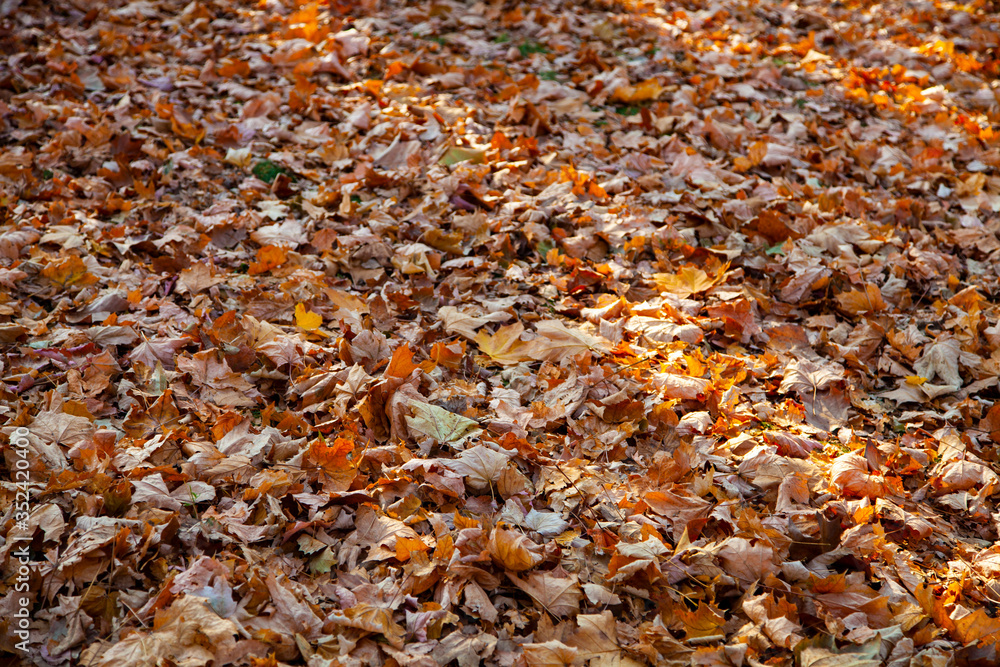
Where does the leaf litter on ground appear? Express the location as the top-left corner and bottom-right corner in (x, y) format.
(3, 0), (1000, 665)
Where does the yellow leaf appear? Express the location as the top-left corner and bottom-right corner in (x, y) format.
(905, 376), (927, 386)
(295, 303), (323, 331)
(676, 601), (726, 640)
(654, 266), (721, 298)
(474, 322), (533, 365)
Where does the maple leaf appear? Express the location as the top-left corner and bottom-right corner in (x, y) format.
(830, 451), (887, 499)
(176, 262), (225, 294)
(779, 358), (845, 397)
(31, 409), (94, 446)
(912, 336), (963, 396)
(742, 592), (804, 648)
(444, 444), (513, 489)
(333, 604), (406, 648)
(88, 596), (239, 667)
(129, 336), (188, 370)
(716, 537), (781, 585)
(431, 631), (498, 667)
(248, 244), (288, 275)
(17, 0), (1000, 661)
(438, 305), (511, 339)
(406, 400), (483, 446)
(347, 505), (421, 562)
(836, 283), (887, 316)
(384, 343), (419, 379)
(522, 641), (579, 667)
(508, 568), (583, 618)
(294, 302), (323, 332)
(655, 266), (723, 298)
(257, 335), (304, 370)
(122, 389), (181, 439)
(567, 611), (644, 667)
(528, 320), (612, 362)
(675, 601), (726, 641)
(611, 78), (664, 103)
(306, 436), (356, 492)
(488, 525), (544, 572)
(474, 322), (533, 365)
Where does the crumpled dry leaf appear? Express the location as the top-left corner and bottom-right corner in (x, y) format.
(90, 596), (239, 667)
(830, 451), (887, 499)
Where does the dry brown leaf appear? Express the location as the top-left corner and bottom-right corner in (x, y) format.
(488, 525), (544, 572)
(508, 568), (583, 618)
(836, 283), (887, 316)
(830, 452), (887, 499)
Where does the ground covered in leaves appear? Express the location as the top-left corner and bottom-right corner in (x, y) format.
(3, 0), (1000, 665)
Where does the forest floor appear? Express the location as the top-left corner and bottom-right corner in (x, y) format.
(3, 0), (1000, 665)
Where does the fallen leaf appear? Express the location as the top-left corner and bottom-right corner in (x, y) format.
(406, 401), (483, 446)
(489, 525), (544, 572)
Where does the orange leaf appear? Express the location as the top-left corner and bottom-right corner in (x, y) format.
(748, 140), (768, 167)
(676, 602), (726, 640)
(41, 255), (98, 289)
(611, 78), (663, 103)
(489, 525), (543, 572)
(395, 536), (429, 562)
(430, 340), (465, 370)
(307, 436), (354, 471)
(249, 245), (288, 275)
(836, 283), (886, 316)
(491, 131), (513, 151)
(385, 61), (408, 78)
(385, 343), (419, 378)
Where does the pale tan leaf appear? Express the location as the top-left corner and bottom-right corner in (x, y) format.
(406, 400), (483, 445)
(508, 568), (583, 617)
(444, 445), (512, 489)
